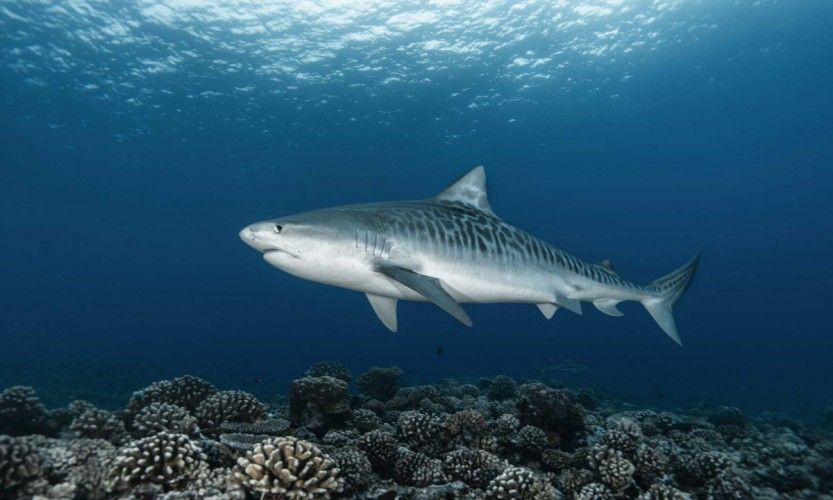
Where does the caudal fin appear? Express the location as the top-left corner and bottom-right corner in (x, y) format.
(641, 253), (701, 346)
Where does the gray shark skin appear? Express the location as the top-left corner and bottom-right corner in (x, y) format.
(240, 167), (699, 345)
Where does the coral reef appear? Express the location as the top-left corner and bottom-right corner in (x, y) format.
(307, 361), (353, 382)
(132, 402), (200, 437)
(0, 435), (42, 494)
(1, 364), (833, 499)
(125, 375), (216, 420)
(487, 375), (518, 402)
(485, 465), (556, 499)
(0, 386), (49, 436)
(69, 408), (128, 443)
(108, 432), (208, 492)
(357, 366), (403, 402)
(289, 376), (351, 430)
(231, 435), (343, 498)
(195, 390), (266, 433)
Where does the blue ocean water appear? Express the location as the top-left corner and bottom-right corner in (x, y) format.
(1, 0), (831, 417)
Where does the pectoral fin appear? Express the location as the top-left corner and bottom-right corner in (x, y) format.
(537, 303), (559, 319)
(366, 293), (398, 332)
(377, 265), (473, 327)
(593, 298), (624, 317)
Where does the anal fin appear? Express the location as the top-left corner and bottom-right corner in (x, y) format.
(554, 293), (583, 314)
(593, 298), (624, 317)
(377, 265), (473, 327)
(366, 294), (398, 332)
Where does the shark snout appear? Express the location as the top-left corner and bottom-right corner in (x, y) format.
(239, 226), (255, 245)
(239, 222), (279, 253)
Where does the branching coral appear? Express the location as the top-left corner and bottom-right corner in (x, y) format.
(289, 376), (351, 429)
(231, 436), (343, 499)
(306, 361), (352, 382)
(70, 408), (128, 443)
(357, 366), (403, 402)
(0, 435), (43, 493)
(516, 383), (587, 448)
(443, 446), (506, 488)
(514, 425), (551, 456)
(446, 409), (490, 449)
(576, 481), (613, 500)
(330, 447), (372, 492)
(0, 386), (48, 436)
(352, 408), (382, 433)
(603, 418), (643, 456)
(484, 465), (556, 499)
(108, 432), (208, 492)
(196, 390), (266, 433)
(393, 447), (448, 487)
(398, 411), (446, 450)
(42, 438), (115, 499)
(133, 402), (200, 437)
(487, 375), (518, 402)
(557, 467), (595, 495)
(494, 413), (521, 435)
(357, 429), (398, 474)
(541, 449), (572, 472)
(126, 375), (217, 420)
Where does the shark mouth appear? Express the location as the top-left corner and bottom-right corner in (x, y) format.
(264, 248), (300, 259)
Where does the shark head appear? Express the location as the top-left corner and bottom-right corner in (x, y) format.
(239, 208), (370, 285)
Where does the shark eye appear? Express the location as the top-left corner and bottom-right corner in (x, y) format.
(274, 224), (283, 234)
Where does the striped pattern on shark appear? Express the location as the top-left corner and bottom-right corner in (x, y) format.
(240, 166), (699, 345)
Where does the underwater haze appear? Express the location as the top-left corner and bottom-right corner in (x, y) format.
(2, 0), (833, 419)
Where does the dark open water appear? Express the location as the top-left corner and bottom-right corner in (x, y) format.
(1, 0), (832, 418)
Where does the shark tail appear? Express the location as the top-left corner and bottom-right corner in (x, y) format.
(641, 253), (701, 346)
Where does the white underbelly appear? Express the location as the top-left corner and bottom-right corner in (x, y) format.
(269, 251), (553, 304)
(414, 259), (553, 304)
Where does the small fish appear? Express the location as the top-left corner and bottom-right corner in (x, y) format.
(435, 346), (444, 356)
(254, 377), (262, 384)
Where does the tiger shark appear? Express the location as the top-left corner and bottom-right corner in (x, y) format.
(239, 167), (699, 345)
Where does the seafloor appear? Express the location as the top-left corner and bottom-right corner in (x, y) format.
(1, 363), (832, 499)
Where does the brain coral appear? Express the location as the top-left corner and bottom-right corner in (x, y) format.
(231, 436), (343, 499)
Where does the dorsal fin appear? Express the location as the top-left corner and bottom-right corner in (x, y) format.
(598, 259), (618, 276)
(432, 166), (497, 218)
